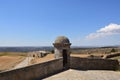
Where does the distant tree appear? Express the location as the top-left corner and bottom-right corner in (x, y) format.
(90, 55), (94, 58)
(110, 48), (116, 53)
(51, 50), (54, 53)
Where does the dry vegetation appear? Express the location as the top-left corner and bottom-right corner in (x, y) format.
(31, 48), (120, 65)
(0, 52), (27, 56)
(30, 54), (55, 64)
(0, 52), (27, 72)
(70, 53), (103, 58)
(110, 56), (120, 59)
(71, 47), (120, 54)
(0, 56), (25, 72)
(71, 47), (120, 59)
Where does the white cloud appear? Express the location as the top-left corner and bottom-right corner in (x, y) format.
(86, 23), (120, 39)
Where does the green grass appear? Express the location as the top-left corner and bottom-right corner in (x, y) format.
(0, 52), (27, 56)
(111, 56), (120, 59)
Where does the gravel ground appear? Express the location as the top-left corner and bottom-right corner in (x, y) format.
(43, 69), (120, 80)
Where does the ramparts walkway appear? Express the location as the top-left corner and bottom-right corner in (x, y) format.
(43, 69), (120, 80)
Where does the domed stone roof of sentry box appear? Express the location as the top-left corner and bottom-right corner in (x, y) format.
(54, 36), (70, 44)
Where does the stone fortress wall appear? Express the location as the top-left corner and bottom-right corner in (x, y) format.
(0, 57), (119, 80)
(0, 58), (63, 80)
(70, 57), (119, 70)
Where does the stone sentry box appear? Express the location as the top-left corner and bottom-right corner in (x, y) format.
(53, 36), (71, 69)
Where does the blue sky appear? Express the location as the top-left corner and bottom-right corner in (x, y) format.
(0, 0), (120, 46)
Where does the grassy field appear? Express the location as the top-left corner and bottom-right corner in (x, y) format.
(0, 52), (27, 72)
(0, 56), (25, 72)
(0, 52), (27, 56)
(71, 47), (120, 54)
(111, 56), (120, 59)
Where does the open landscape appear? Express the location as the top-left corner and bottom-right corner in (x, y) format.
(0, 56), (25, 72)
(0, 46), (120, 72)
(0, 52), (27, 72)
(0, 0), (120, 80)
(0, 43), (120, 80)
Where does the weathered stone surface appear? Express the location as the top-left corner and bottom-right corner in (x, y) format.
(43, 69), (120, 80)
(0, 58), (63, 80)
(54, 36), (70, 44)
(0, 57), (119, 80)
(53, 36), (71, 69)
(70, 57), (119, 70)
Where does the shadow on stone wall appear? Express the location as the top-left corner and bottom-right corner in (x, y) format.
(0, 58), (63, 80)
(0, 57), (119, 80)
(70, 57), (119, 70)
